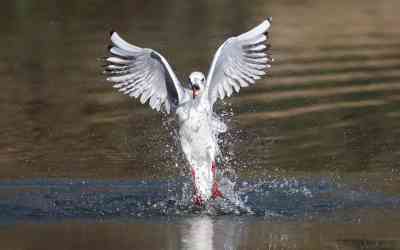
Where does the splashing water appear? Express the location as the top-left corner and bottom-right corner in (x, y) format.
(1, 103), (398, 223)
(1, 102), (398, 222)
(158, 100), (243, 206)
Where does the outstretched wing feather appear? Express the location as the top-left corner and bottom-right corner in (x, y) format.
(102, 32), (185, 113)
(204, 18), (272, 105)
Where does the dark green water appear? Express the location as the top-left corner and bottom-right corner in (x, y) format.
(1, 0), (400, 249)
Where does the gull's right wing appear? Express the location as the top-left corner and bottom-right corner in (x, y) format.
(103, 32), (187, 113)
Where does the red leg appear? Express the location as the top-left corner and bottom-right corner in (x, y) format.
(211, 161), (223, 199)
(193, 195), (204, 206)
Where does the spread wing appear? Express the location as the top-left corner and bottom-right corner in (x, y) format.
(204, 18), (272, 105)
(103, 32), (186, 114)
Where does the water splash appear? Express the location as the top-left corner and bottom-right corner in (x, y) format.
(28, 103), (395, 222)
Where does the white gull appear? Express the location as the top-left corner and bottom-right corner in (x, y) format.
(103, 18), (272, 205)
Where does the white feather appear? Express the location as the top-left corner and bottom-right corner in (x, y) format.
(203, 18), (272, 104)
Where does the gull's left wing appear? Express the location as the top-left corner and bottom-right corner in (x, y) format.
(203, 18), (272, 105)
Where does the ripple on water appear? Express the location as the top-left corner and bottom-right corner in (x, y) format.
(0, 177), (399, 223)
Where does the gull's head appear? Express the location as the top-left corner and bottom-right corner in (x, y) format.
(189, 71), (205, 98)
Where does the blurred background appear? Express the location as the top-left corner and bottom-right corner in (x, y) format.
(1, 0), (400, 249)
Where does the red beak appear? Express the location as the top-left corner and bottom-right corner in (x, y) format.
(192, 85), (199, 99)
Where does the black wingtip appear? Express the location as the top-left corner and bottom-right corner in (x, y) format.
(267, 16), (272, 23)
(109, 29), (115, 36)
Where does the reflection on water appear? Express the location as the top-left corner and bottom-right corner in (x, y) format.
(182, 217), (213, 250)
(1, 215), (400, 250)
(1, 0), (400, 249)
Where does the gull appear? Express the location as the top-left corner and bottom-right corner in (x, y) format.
(102, 18), (272, 205)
